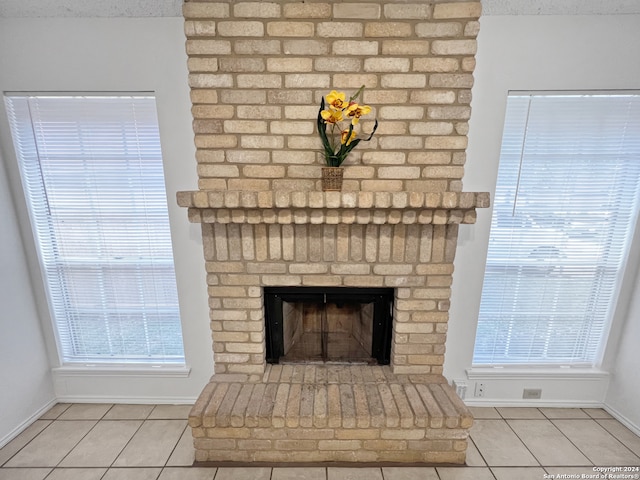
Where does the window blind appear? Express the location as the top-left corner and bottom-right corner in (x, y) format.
(5, 95), (185, 364)
(473, 93), (640, 366)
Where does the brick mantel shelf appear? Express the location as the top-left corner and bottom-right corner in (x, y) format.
(177, 189), (490, 226)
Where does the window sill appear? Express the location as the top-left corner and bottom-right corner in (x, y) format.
(53, 364), (191, 378)
(466, 366), (610, 381)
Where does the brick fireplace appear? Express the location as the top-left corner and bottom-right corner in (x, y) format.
(177, 0), (488, 465)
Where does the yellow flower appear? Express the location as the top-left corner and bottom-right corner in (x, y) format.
(326, 90), (347, 110)
(346, 103), (372, 125)
(341, 129), (357, 146)
(321, 108), (343, 124)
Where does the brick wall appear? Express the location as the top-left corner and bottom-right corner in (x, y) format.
(183, 0), (481, 193)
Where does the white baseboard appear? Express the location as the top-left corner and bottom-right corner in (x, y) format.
(0, 398), (58, 449)
(54, 394), (198, 405)
(604, 404), (640, 437)
(464, 398), (604, 408)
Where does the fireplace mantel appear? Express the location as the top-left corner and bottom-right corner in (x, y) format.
(177, 189), (489, 225)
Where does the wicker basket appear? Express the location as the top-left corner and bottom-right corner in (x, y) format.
(321, 167), (344, 191)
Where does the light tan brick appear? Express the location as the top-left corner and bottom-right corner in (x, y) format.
(365, 22), (412, 37)
(234, 2), (281, 18)
(333, 3), (381, 19)
(267, 58), (313, 72)
(234, 39), (281, 55)
(333, 40), (379, 56)
(380, 74), (426, 89)
(382, 40), (429, 55)
(317, 22), (364, 38)
(224, 120), (268, 134)
(267, 22), (314, 37)
(183, 3), (229, 19)
(237, 74), (282, 89)
(333, 74), (378, 89)
(219, 58), (265, 73)
(184, 20), (216, 37)
(432, 39), (477, 55)
(283, 3), (332, 19)
(189, 74), (233, 89)
(378, 106), (423, 120)
(314, 57), (362, 72)
(413, 57), (459, 72)
(217, 21), (264, 37)
(283, 39), (329, 55)
(424, 136), (468, 150)
(433, 2), (482, 19)
(384, 4), (430, 19)
(285, 74), (330, 89)
(187, 57), (218, 73)
(219, 89), (266, 104)
(364, 58), (410, 73)
(416, 22), (463, 38)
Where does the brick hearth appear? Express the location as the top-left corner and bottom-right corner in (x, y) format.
(189, 365), (473, 464)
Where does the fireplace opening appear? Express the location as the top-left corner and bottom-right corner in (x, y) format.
(264, 287), (393, 365)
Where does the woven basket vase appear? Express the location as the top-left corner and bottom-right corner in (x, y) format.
(321, 167), (344, 191)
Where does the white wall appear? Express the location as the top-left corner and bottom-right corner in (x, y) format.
(0, 17), (213, 404)
(606, 252), (640, 431)
(446, 15), (640, 415)
(0, 148), (55, 447)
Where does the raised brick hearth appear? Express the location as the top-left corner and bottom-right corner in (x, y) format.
(178, 0), (488, 465)
(189, 365), (473, 464)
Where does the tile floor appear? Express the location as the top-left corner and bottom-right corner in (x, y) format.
(1, 404), (639, 480)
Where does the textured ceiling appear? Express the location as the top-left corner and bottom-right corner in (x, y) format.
(1, 0), (640, 18)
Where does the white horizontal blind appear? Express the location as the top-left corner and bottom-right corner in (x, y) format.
(473, 93), (640, 366)
(5, 95), (185, 364)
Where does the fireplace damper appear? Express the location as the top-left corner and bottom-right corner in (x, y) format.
(264, 287), (393, 365)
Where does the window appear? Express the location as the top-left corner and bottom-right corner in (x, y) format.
(5, 95), (185, 364)
(473, 92), (640, 367)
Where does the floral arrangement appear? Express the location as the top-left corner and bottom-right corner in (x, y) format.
(317, 86), (378, 167)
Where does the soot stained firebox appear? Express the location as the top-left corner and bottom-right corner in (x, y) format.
(264, 287), (393, 365)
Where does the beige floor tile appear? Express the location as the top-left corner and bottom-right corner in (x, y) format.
(496, 408), (545, 419)
(539, 408), (589, 419)
(583, 408), (613, 419)
(5, 420), (96, 467)
(113, 420), (187, 467)
(148, 405), (193, 420)
(491, 467), (547, 480)
(45, 468), (107, 480)
(0, 420), (51, 466)
(327, 468), (383, 480)
(468, 407), (501, 419)
(39, 404), (71, 420)
(60, 420), (142, 467)
(104, 405), (155, 420)
(464, 439), (486, 466)
(553, 419), (640, 466)
(58, 404), (113, 420)
(0, 468), (51, 480)
(166, 427), (195, 466)
(158, 467), (217, 479)
(272, 467), (327, 480)
(507, 420), (590, 466)
(597, 419), (640, 456)
(214, 467), (272, 480)
(436, 467), (495, 480)
(102, 467), (162, 480)
(381, 467), (438, 480)
(470, 420), (539, 466)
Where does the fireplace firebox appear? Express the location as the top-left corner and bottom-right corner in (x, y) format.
(264, 287), (393, 365)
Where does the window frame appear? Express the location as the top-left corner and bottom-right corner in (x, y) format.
(4, 92), (187, 367)
(472, 90), (640, 369)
